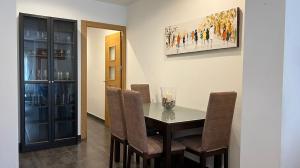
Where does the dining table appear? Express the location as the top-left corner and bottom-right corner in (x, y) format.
(143, 103), (206, 168)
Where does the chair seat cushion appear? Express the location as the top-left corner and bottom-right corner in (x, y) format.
(179, 135), (203, 153)
(146, 136), (185, 155)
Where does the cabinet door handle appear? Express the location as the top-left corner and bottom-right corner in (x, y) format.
(51, 81), (54, 84)
(48, 81), (51, 84)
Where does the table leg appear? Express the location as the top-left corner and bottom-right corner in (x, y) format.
(163, 125), (172, 168)
(114, 141), (120, 162)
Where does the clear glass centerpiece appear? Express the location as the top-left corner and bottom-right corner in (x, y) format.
(161, 87), (176, 110)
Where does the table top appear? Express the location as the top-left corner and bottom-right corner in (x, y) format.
(143, 103), (206, 124)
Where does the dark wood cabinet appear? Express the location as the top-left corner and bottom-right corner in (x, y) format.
(19, 13), (78, 152)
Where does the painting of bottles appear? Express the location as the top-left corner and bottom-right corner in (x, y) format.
(165, 8), (239, 55)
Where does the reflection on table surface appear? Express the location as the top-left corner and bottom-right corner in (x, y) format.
(143, 103), (206, 123)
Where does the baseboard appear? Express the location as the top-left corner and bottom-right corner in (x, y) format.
(87, 113), (105, 123)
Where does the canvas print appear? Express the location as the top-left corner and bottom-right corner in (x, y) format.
(165, 8), (239, 55)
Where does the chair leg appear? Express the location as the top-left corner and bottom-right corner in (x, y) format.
(123, 143), (127, 168)
(127, 147), (133, 168)
(115, 141), (121, 162)
(136, 153), (140, 163)
(214, 154), (222, 168)
(200, 155), (206, 168)
(154, 158), (161, 168)
(143, 158), (148, 168)
(178, 152), (184, 168)
(109, 136), (114, 168)
(224, 149), (229, 168)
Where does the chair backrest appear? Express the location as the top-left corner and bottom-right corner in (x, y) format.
(122, 90), (148, 153)
(131, 84), (151, 103)
(201, 92), (237, 151)
(106, 87), (127, 140)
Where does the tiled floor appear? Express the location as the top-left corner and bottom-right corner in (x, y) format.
(20, 116), (199, 168)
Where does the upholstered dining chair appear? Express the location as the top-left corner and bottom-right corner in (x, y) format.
(131, 84), (151, 103)
(122, 90), (186, 168)
(179, 92), (237, 168)
(106, 87), (128, 168)
(131, 84), (158, 138)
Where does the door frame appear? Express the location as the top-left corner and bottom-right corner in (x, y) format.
(81, 20), (126, 140)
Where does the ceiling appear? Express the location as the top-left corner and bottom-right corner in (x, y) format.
(95, 0), (139, 6)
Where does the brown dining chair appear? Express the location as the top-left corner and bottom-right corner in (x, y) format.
(131, 84), (158, 145)
(106, 87), (128, 168)
(122, 90), (185, 168)
(131, 84), (151, 103)
(179, 92), (237, 168)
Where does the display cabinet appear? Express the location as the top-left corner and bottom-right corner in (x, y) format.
(19, 13), (78, 152)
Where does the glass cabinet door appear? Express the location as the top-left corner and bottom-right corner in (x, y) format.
(22, 16), (50, 145)
(24, 84), (49, 144)
(52, 19), (77, 141)
(53, 83), (76, 140)
(53, 20), (76, 81)
(23, 16), (49, 82)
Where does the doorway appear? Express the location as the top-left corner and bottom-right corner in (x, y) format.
(81, 20), (126, 140)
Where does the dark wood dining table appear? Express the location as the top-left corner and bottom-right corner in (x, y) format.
(143, 103), (206, 168)
(114, 103), (206, 168)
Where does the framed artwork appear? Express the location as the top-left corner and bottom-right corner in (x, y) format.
(165, 8), (240, 55)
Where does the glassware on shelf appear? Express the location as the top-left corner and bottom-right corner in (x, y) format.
(37, 48), (47, 56)
(161, 87), (176, 110)
(65, 72), (70, 80)
(37, 70), (41, 80)
(32, 50), (36, 56)
(66, 49), (71, 55)
(55, 49), (65, 57)
(43, 70), (47, 80)
(25, 30), (30, 39)
(41, 32), (47, 40)
(66, 36), (71, 43)
(36, 31), (40, 40)
(56, 72), (63, 80)
(62, 94), (65, 105)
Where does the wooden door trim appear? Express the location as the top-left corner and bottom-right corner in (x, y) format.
(81, 20), (126, 140)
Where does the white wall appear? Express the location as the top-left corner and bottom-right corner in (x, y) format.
(87, 28), (118, 120)
(127, 0), (244, 168)
(17, 0), (127, 134)
(0, 0), (19, 167)
(281, 0), (300, 167)
(241, 0), (285, 168)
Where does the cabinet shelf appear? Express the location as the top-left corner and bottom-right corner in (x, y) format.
(55, 103), (75, 106)
(26, 120), (49, 125)
(53, 56), (73, 60)
(54, 80), (76, 83)
(24, 80), (48, 83)
(54, 41), (74, 45)
(24, 103), (48, 108)
(26, 55), (48, 58)
(24, 39), (48, 43)
(55, 118), (75, 123)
